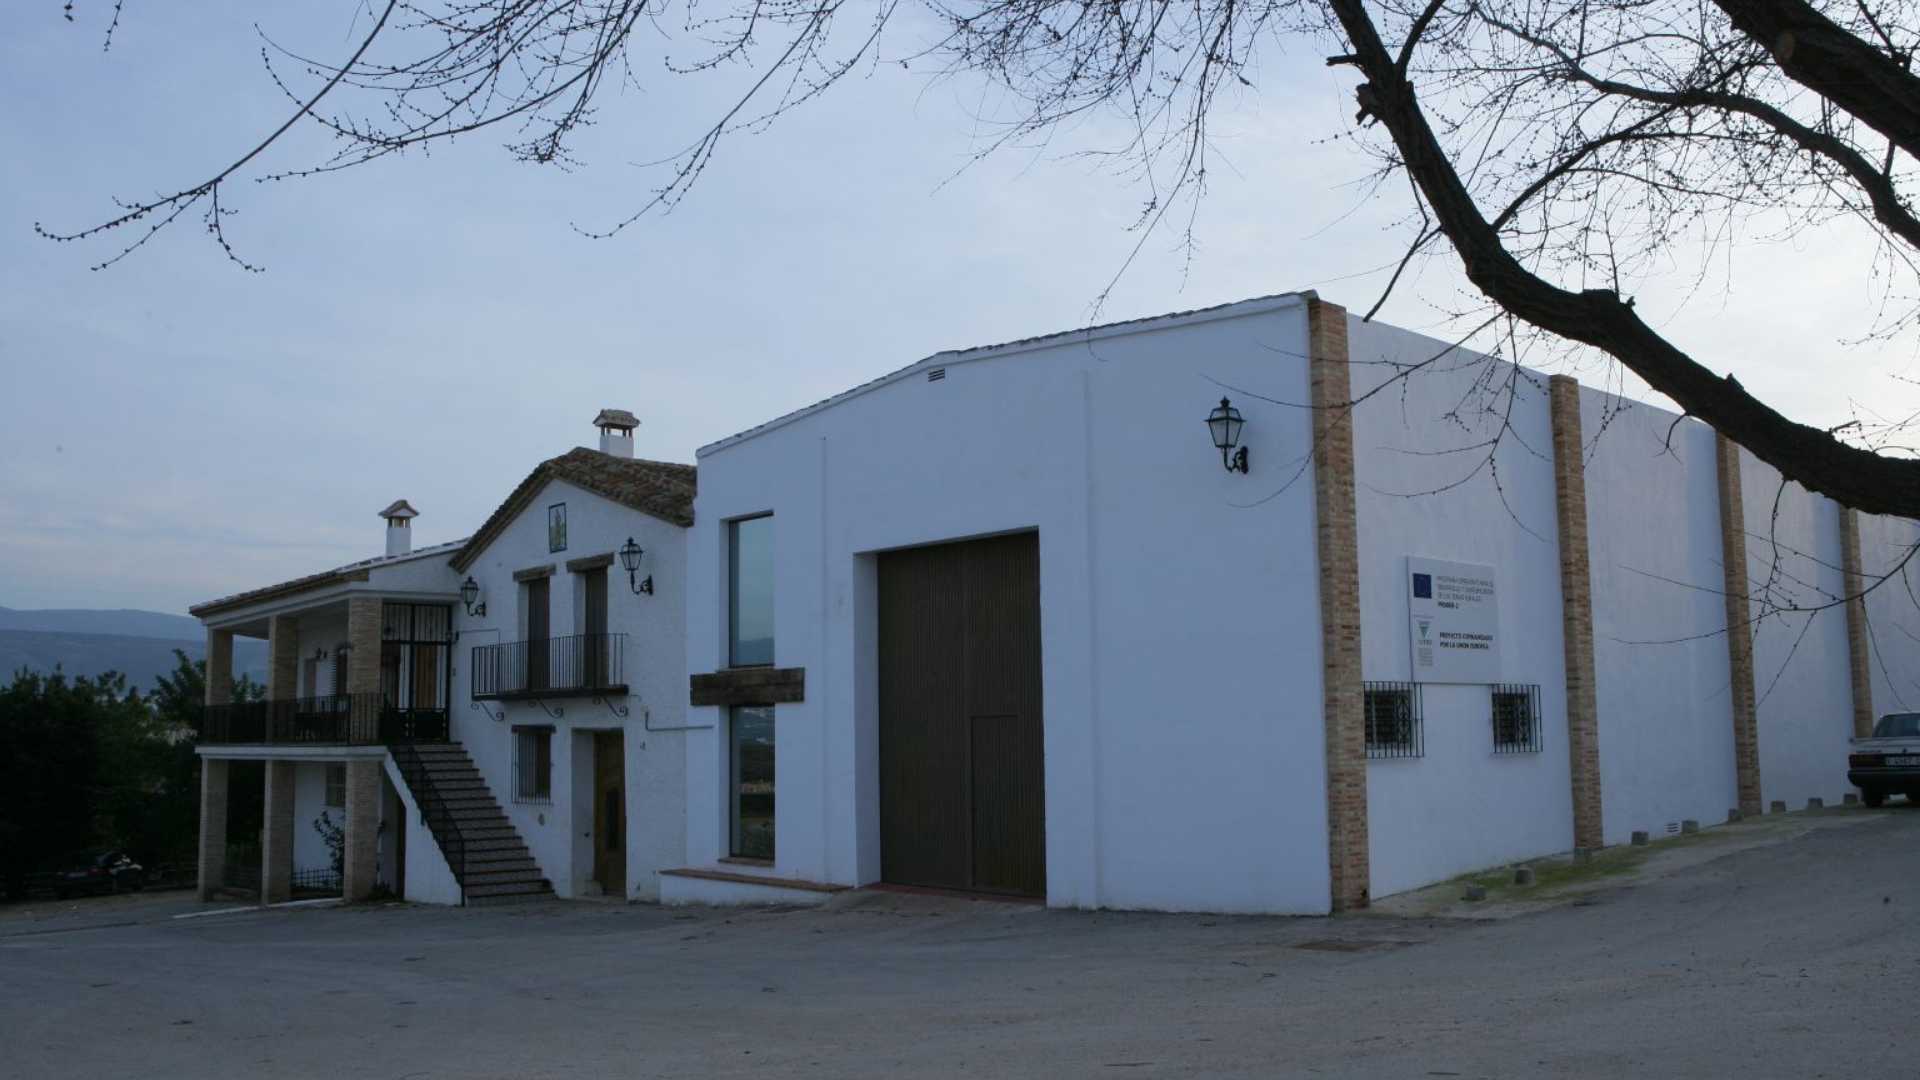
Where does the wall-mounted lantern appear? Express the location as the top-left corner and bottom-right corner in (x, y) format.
(459, 575), (487, 617)
(619, 537), (654, 596)
(1205, 397), (1249, 474)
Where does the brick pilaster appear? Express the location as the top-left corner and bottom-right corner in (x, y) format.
(196, 758), (229, 901)
(267, 615), (300, 703)
(206, 628), (234, 707)
(262, 761), (296, 904)
(1715, 434), (1764, 817)
(346, 596), (384, 742)
(1839, 507), (1875, 739)
(342, 759), (382, 901)
(1308, 298), (1369, 913)
(1548, 376), (1604, 851)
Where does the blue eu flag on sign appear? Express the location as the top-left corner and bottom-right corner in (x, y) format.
(1412, 573), (1432, 599)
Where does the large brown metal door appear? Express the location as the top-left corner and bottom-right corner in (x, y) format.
(879, 531), (1044, 897)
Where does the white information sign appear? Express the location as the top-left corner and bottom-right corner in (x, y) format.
(1406, 556), (1501, 683)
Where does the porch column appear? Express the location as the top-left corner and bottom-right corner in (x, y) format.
(206, 627), (234, 707)
(196, 758), (230, 901)
(342, 759), (382, 901)
(267, 615), (300, 701)
(262, 761), (296, 904)
(1715, 434), (1764, 818)
(346, 595), (383, 742)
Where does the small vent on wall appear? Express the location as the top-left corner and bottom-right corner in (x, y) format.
(926, 367), (946, 382)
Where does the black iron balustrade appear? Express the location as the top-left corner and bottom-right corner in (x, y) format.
(471, 633), (627, 700)
(388, 744), (467, 906)
(196, 693), (450, 746)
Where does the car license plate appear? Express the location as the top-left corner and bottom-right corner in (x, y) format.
(1888, 756), (1920, 767)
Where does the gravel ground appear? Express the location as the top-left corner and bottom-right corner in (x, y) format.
(2, 807), (1915, 1079)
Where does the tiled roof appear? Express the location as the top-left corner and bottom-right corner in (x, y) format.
(448, 448), (696, 573)
(189, 538), (470, 619)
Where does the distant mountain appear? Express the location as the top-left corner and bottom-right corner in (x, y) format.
(0, 606), (205, 640)
(0, 608), (267, 693)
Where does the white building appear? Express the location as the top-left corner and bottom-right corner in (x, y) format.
(191, 411), (694, 906)
(666, 291), (1920, 914)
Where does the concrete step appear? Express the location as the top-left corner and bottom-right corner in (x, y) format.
(466, 887), (554, 907)
(465, 867), (548, 887)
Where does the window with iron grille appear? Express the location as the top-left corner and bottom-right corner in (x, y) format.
(1364, 681), (1423, 759)
(1492, 684), (1542, 753)
(513, 725), (553, 802)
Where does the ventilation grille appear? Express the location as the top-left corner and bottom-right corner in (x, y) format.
(926, 367), (946, 382)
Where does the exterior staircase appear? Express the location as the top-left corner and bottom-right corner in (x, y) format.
(389, 743), (554, 905)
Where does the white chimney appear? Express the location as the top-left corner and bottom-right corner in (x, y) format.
(379, 499), (418, 557)
(594, 408), (638, 459)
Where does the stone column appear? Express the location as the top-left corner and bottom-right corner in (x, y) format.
(267, 615), (300, 701)
(206, 628), (234, 707)
(196, 758), (230, 901)
(346, 595), (384, 743)
(261, 761), (296, 904)
(1548, 376), (1605, 852)
(1839, 507), (1875, 739)
(1715, 434), (1764, 818)
(342, 759), (382, 901)
(1308, 298), (1369, 913)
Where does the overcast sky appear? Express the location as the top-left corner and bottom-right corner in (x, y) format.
(3, 2), (1914, 617)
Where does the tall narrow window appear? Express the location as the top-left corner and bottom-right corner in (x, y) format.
(324, 764), (346, 808)
(514, 726), (553, 802)
(729, 515), (774, 667)
(524, 576), (552, 691)
(730, 706), (775, 859)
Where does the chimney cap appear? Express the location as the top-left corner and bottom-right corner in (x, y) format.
(378, 499), (419, 523)
(593, 408), (639, 433)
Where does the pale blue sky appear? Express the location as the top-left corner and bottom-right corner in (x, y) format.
(2, 2), (1910, 615)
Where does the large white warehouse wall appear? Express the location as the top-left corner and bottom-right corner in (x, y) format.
(1580, 393), (1739, 844)
(688, 296), (1334, 914)
(1348, 317), (1573, 898)
(1859, 513), (1920, 719)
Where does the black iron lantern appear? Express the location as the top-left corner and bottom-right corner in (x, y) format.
(1205, 397), (1249, 473)
(619, 536), (653, 596)
(459, 575), (486, 617)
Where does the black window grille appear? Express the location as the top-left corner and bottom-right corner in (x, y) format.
(1364, 681), (1423, 759)
(1492, 684), (1543, 753)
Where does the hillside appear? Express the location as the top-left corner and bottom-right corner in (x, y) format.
(0, 608), (268, 692)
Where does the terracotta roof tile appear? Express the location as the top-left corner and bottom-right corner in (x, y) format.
(449, 448), (695, 572)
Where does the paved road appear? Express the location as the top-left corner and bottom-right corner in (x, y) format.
(2, 810), (1915, 1079)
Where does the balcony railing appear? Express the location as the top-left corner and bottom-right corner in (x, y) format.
(471, 633), (627, 700)
(197, 693), (450, 746)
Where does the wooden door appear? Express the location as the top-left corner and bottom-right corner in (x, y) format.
(592, 730), (627, 897)
(525, 577), (551, 690)
(878, 532), (1045, 897)
(582, 567), (609, 688)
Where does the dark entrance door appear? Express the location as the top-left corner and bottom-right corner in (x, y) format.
(582, 567), (609, 688)
(878, 531), (1044, 897)
(592, 730), (626, 897)
(525, 576), (551, 691)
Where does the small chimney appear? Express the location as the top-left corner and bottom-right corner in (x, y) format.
(594, 408), (639, 459)
(379, 500), (418, 557)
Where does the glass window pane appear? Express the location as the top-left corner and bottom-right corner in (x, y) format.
(729, 516), (774, 667)
(730, 706), (775, 859)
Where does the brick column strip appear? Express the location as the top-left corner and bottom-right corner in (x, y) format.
(1308, 298), (1369, 913)
(346, 596), (383, 743)
(1548, 376), (1605, 852)
(197, 758), (229, 901)
(1715, 434), (1764, 818)
(343, 759), (382, 901)
(267, 615), (299, 704)
(206, 628), (234, 707)
(262, 761), (296, 904)
(1839, 507), (1875, 739)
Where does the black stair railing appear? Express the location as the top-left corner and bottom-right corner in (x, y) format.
(471, 633), (626, 699)
(389, 745), (468, 907)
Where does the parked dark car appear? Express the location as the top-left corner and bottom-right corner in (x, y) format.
(1848, 712), (1920, 808)
(52, 851), (144, 899)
